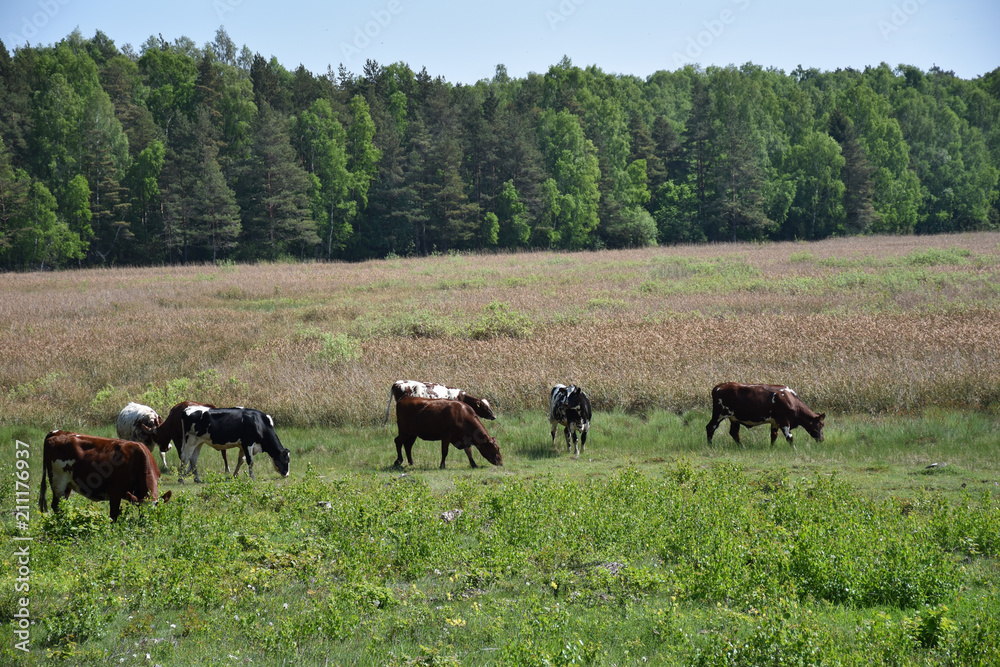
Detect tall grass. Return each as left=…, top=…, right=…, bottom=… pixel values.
left=1, top=233, right=999, bottom=429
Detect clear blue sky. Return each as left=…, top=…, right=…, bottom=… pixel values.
left=3, top=0, right=998, bottom=82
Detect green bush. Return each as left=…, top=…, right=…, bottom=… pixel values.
left=467, top=301, right=534, bottom=340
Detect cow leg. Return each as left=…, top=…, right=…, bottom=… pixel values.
left=580, top=428, right=587, bottom=456
left=564, top=426, right=572, bottom=452
left=394, top=435, right=407, bottom=467
left=728, top=420, right=743, bottom=446
left=189, top=444, right=205, bottom=483
left=462, top=446, right=478, bottom=468
left=50, top=468, right=71, bottom=513
left=222, top=449, right=231, bottom=474
left=780, top=425, right=794, bottom=446
left=109, top=495, right=122, bottom=522
left=770, top=425, right=779, bottom=445
left=550, top=420, right=558, bottom=447
left=439, top=440, right=451, bottom=469
left=232, top=449, right=247, bottom=477
left=706, top=411, right=724, bottom=443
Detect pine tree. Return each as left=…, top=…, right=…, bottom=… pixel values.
left=683, top=76, right=713, bottom=232
left=244, top=103, right=318, bottom=258
left=828, top=107, right=876, bottom=233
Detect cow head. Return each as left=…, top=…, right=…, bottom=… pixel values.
left=470, top=397, right=497, bottom=420
left=271, top=448, right=291, bottom=477
left=145, top=415, right=168, bottom=450
left=475, top=436, right=503, bottom=466
left=803, top=413, right=826, bottom=442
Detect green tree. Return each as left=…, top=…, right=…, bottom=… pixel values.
left=841, top=82, right=921, bottom=233
left=828, top=107, right=876, bottom=233
left=0, top=139, right=29, bottom=266
left=538, top=109, right=601, bottom=248
left=243, top=103, right=318, bottom=258
left=125, top=139, right=165, bottom=249
left=496, top=179, right=530, bottom=248
left=710, top=66, right=774, bottom=241
left=781, top=131, right=846, bottom=239
left=346, top=94, right=381, bottom=219
left=63, top=173, right=93, bottom=249
left=10, top=179, right=86, bottom=269
left=653, top=178, right=704, bottom=245
left=293, top=99, right=354, bottom=257
left=137, top=41, right=196, bottom=140
left=481, top=211, right=499, bottom=248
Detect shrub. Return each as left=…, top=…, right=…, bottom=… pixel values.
left=467, top=301, right=534, bottom=340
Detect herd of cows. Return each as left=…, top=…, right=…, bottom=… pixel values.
left=37, top=380, right=825, bottom=521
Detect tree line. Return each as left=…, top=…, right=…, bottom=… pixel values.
left=1, top=28, right=998, bottom=270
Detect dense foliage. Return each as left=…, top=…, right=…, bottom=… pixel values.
left=1, top=28, right=998, bottom=269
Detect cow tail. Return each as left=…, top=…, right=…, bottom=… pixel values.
left=38, top=454, right=49, bottom=513
left=384, top=386, right=395, bottom=424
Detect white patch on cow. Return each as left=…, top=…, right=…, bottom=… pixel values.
left=481, top=398, right=491, bottom=409
left=184, top=405, right=211, bottom=418
left=51, top=459, right=77, bottom=498
left=784, top=387, right=797, bottom=396
left=399, top=380, right=460, bottom=400
left=266, top=414, right=274, bottom=427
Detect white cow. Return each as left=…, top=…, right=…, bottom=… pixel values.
left=116, top=402, right=169, bottom=469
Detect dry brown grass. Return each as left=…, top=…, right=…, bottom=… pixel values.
left=2, top=233, right=999, bottom=428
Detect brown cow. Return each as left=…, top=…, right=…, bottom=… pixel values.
left=393, top=396, right=503, bottom=469
left=384, top=380, right=496, bottom=424
left=39, top=430, right=171, bottom=521
left=706, top=382, right=825, bottom=447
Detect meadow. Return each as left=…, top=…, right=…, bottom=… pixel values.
left=2, top=233, right=1000, bottom=665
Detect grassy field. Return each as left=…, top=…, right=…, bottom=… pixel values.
left=2, top=233, right=1000, bottom=665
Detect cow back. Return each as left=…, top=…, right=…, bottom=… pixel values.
left=42, top=431, right=161, bottom=502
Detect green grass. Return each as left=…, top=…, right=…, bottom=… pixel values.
left=2, top=411, right=999, bottom=665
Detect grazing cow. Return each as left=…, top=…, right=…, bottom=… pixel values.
left=39, top=430, right=171, bottom=521
left=549, top=384, right=592, bottom=457
left=706, top=382, right=826, bottom=447
left=143, top=401, right=234, bottom=473
left=147, top=405, right=290, bottom=482
left=384, top=380, right=496, bottom=424
left=116, top=402, right=168, bottom=469
left=393, top=396, right=503, bottom=469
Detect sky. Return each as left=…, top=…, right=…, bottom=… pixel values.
left=2, top=0, right=999, bottom=83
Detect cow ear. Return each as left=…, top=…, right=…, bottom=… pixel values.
left=818, top=413, right=826, bottom=420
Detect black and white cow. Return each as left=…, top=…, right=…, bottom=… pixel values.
left=166, top=406, right=290, bottom=482
left=549, top=384, right=592, bottom=457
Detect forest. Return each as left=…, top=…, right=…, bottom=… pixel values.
left=0, top=27, right=998, bottom=270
